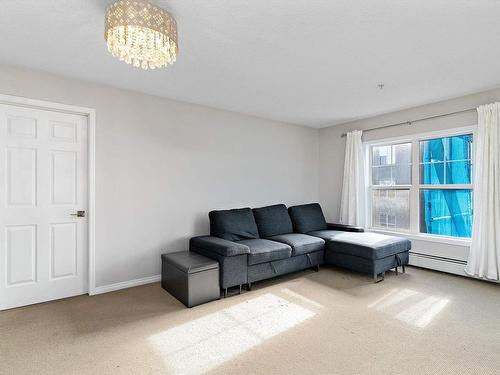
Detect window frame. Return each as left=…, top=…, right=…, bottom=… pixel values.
left=365, top=126, right=475, bottom=243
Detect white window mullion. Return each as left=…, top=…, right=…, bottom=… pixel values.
left=366, top=143, right=373, bottom=228
left=443, top=137, right=448, bottom=184
left=410, top=139, right=419, bottom=234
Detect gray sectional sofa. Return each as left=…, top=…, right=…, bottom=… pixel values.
left=190, top=203, right=411, bottom=295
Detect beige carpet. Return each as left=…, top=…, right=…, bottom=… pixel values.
left=1, top=266, right=499, bottom=375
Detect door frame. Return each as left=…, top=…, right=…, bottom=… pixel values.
left=0, top=93, right=97, bottom=295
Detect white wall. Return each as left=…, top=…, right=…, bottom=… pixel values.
left=0, top=64, right=320, bottom=288
left=3, top=63, right=498, bottom=287
left=319, top=87, right=500, bottom=274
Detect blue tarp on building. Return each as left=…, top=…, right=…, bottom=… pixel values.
left=420, top=135, right=473, bottom=237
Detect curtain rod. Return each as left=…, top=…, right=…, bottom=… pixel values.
left=340, top=107, right=477, bottom=137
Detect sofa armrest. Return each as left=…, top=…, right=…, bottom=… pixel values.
left=189, top=236, right=250, bottom=257
left=326, top=222, right=365, bottom=232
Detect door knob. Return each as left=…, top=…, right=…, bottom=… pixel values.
left=71, top=210, right=86, bottom=217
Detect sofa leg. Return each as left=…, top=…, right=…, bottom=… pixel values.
left=402, top=264, right=406, bottom=273
left=247, top=282, right=252, bottom=291
left=314, top=264, right=320, bottom=272
left=395, top=266, right=399, bottom=276
left=239, top=285, right=242, bottom=294
left=373, top=272, right=385, bottom=283
left=224, top=288, right=228, bottom=298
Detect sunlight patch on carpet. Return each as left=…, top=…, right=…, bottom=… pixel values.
left=149, top=293, right=315, bottom=374
left=396, top=296, right=449, bottom=328
left=369, top=288, right=419, bottom=311
left=280, top=288, right=324, bottom=308
left=368, top=288, right=450, bottom=328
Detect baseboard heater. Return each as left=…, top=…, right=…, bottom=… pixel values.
left=410, top=251, right=466, bottom=264
left=409, top=251, right=467, bottom=277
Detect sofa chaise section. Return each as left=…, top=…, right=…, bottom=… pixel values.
left=289, top=203, right=411, bottom=282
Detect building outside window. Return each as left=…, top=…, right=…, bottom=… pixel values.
left=370, top=142, right=412, bottom=231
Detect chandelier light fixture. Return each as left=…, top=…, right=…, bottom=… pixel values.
left=105, top=0, right=178, bottom=69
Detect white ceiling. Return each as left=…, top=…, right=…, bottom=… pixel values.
left=1, top=0, right=500, bottom=128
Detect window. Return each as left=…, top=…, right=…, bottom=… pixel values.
left=368, top=131, right=473, bottom=238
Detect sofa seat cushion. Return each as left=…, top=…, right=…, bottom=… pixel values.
left=308, top=230, right=411, bottom=260
left=288, top=203, right=328, bottom=233
left=307, top=229, right=343, bottom=241
left=209, top=207, right=259, bottom=242
left=268, top=233, right=325, bottom=256
left=253, top=204, right=293, bottom=238
left=237, top=239, right=292, bottom=266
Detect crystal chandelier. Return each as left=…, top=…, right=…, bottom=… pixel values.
left=105, top=0, right=178, bottom=69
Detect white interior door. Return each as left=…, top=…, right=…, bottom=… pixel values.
left=0, top=104, right=88, bottom=310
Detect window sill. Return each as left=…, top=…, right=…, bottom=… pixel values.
left=368, top=228, right=472, bottom=247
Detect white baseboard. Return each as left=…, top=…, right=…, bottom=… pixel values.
left=91, top=274, right=161, bottom=295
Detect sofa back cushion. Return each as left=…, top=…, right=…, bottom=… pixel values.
left=252, top=204, right=294, bottom=238
left=288, top=203, right=327, bottom=233
left=209, top=208, right=259, bottom=241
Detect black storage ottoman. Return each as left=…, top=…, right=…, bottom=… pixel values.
left=161, top=251, right=220, bottom=307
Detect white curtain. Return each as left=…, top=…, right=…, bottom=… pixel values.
left=465, top=103, right=500, bottom=280
left=340, top=130, right=365, bottom=226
